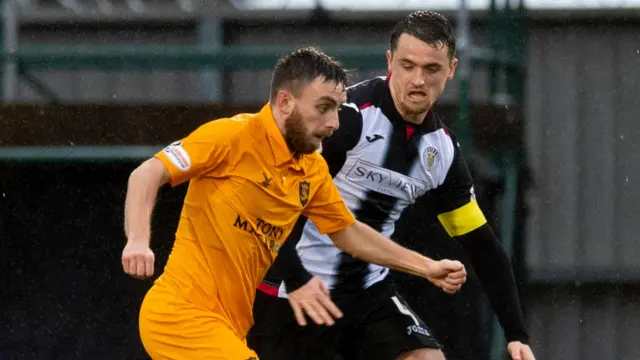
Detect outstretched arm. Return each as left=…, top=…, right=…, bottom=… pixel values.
left=329, top=221, right=467, bottom=294
left=281, top=216, right=467, bottom=328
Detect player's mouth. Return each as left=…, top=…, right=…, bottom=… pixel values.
left=407, top=91, right=427, bottom=102
left=314, top=131, right=333, bottom=140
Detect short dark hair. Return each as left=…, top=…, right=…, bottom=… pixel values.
left=270, top=47, right=347, bottom=102
left=390, top=11, right=456, bottom=59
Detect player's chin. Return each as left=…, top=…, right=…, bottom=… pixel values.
left=309, top=136, right=323, bottom=149
left=404, top=100, right=431, bottom=114
left=298, top=140, right=321, bottom=154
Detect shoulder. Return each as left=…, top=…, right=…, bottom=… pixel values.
left=424, top=111, right=458, bottom=148
left=433, top=112, right=460, bottom=156
left=187, top=113, right=254, bottom=145
left=345, top=76, right=386, bottom=108
left=338, top=76, right=387, bottom=127
left=206, top=114, right=253, bottom=133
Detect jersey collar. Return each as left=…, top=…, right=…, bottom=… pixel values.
left=258, top=103, right=306, bottom=172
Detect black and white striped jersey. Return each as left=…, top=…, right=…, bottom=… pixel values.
left=264, top=76, right=485, bottom=297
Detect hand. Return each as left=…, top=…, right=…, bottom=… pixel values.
left=122, top=241, right=155, bottom=279
left=287, top=276, right=343, bottom=326
left=508, top=341, right=536, bottom=360
left=425, top=259, right=467, bottom=294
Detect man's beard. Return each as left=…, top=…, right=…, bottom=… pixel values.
left=402, top=94, right=432, bottom=116
left=284, top=107, right=317, bottom=155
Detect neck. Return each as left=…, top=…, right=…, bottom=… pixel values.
left=389, top=84, right=430, bottom=125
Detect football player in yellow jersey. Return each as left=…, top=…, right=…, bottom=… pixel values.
left=121, top=47, right=467, bottom=360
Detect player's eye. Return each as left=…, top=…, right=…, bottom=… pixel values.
left=317, top=105, right=329, bottom=114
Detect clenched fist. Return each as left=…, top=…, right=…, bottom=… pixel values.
left=425, top=259, right=467, bottom=294
left=122, top=241, right=155, bottom=279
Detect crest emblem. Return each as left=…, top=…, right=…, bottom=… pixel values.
left=299, top=181, right=310, bottom=206
left=424, top=146, right=440, bottom=171
left=259, top=172, right=272, bottom=188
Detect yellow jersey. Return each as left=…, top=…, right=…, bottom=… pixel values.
left=153, top=103, right=355, bottom=338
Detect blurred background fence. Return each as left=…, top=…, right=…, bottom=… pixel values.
left=1, top=1, right=639, bottom=359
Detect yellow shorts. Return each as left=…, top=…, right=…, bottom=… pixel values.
left=139, top=285, right=258, bottom=360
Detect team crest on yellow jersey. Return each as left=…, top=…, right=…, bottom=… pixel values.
left=299, top=181, right=310, bottom=206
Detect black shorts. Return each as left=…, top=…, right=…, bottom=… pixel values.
left=247, top=281, right=441, bottom=360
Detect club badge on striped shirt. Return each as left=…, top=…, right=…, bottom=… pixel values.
left=424, top=146, right=440, bottom=171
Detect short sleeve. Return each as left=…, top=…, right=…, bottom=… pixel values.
left=431, top=142, right=487, bottom=237
left=302, top=166, right=355, bottom=235
left=154, top=119, right=240, bottom=187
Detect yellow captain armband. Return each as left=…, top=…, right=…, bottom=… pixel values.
left=437, top=199, right=487, bottom=237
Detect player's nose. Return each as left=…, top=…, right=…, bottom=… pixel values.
left=410, top=77, right=426, bottom=87
left=326, top=110, right=340, bottom=131
left=409, top=69, right=427, bottom=87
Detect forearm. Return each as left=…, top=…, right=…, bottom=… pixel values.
left=124, top=159, right=168, bottom=244
left=330, top=221, right=434, bottom=279
left=457, top=224, right=529, bottom=343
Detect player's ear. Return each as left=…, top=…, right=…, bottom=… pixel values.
left=386, top=50, right=393, bottom=73
left=448, top=57, right=458, bottom=80
left=274, top=89, right=294, bottom=115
